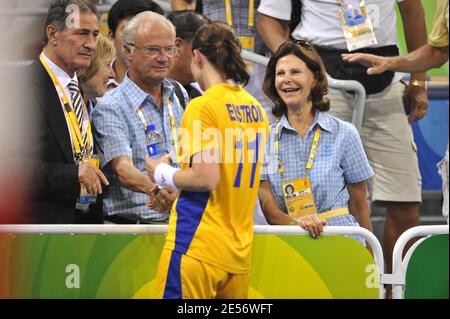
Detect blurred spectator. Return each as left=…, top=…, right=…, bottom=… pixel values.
left=259, top=41, right=373, bottom=242
left=78, top=33, right=116, bottom=114
left=0, top=66, right=30, bottom=223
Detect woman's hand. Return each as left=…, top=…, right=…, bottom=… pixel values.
left=297, top=214, right=326, bottom=238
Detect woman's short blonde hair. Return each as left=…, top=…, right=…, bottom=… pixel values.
left=78, top=33, right=116, bottom=82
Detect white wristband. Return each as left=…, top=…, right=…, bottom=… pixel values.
left=154, top=163, right=180, bottom=189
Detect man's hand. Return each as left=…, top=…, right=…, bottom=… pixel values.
left=145, top=154, right=171, bottom=183
left=342, top=53, right=390, bottom=75
left=403, top=84, right=428, bottom=123
left=146, top=187, right=178, bottom=212
left=78, top=160, right=109, bottom=195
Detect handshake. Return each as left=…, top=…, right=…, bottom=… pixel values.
left=146, top=154, right=178, bottom=213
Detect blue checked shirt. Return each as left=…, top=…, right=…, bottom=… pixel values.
left=261, top=112, right=373, bottom=228
left=91, top=75, right=187, bottom=220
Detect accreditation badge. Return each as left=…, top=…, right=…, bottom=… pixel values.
left=338, top=0, right=377, bottom=51
left=240, top=36, right=255, bottom=72
left=76, top=154, right=100, bottom=212
left=282, top=177, right=317, bottom=221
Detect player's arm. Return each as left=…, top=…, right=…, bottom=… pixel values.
left=172, top=149, right=220, bottom=192
left=146, top=149, right=220, bottom=192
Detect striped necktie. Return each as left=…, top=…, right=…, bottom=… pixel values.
left=68, top=79, right=88, bottom=154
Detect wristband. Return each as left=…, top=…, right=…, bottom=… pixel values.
left=154, top=163, right=180, bottom=189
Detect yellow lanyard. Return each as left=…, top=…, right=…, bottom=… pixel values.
left=306, top=127, right=321, bottom=171
left=274, top=124, right=321, bottom=179
left=39, top=54, right=92, bottom=159
left=224, top=0, right=255, bottom=28
left=136, top=98, right=180, bottom=163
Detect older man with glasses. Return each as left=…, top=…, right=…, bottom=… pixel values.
left=91, top=11, right=188, bottom=224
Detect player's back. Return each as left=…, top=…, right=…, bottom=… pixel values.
left=164, top=83, right=269, bottom=274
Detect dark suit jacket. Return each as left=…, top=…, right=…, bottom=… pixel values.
left=23, top=59, right=103, bottom=223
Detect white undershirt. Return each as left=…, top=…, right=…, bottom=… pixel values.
left=258, top=0, right=401, bottom=49
left=258, top=0, right=405, bottom=82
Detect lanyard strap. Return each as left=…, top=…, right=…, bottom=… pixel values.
left=273, top=124, right=284, bottom=178
left=136, top=98, right=179, bottom=163
left=317, top=208, right=349, bottom=221
left=224, top=0, right=255, bottom=28
left=274, top=124, right=321, bottom=179
left=166, top=100, right=180, bottom=164
left=39, top=53, right=92, bottom=159
left=306, top=126, right=321, bottom=171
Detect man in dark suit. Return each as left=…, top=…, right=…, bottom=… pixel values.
left=24, top=0, right=108, bottom=223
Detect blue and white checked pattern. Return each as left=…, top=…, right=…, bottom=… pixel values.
left=91, top=75, right=187, bottom=220
left=202, top=0, right=260, bottom=37
left=261, top=112, right=373, bottom=229
left=202, top=0, right=267, bottom=54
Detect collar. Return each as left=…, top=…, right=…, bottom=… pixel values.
left=41, top=52, right=78, bottom=90
left=315, top=112, right=334, bottom=133
left=107, top=77, right=120, bottom=90
left=121, top=74, right=176, bottom=110
left=275, top=111, right=334, bottom=136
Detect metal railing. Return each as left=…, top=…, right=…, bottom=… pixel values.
left=327, top=76, right=366, bottom=132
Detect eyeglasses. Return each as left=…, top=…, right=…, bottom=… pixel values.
left=128, top=44, right=180, bottom=57
left=282, top=39, right=313, bottom=50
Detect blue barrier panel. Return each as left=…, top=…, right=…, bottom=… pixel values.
left=412, top=93, right=449, bottom=191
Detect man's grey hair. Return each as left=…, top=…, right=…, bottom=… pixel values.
left=122, top=11, right=176, bottom=53
left=44, top=0, right=97, bottom=44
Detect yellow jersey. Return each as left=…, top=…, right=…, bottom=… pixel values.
left=164, top=83, right=269, bottom=274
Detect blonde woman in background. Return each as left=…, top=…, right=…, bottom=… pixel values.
left=78, top=33, right=116, bottom=114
